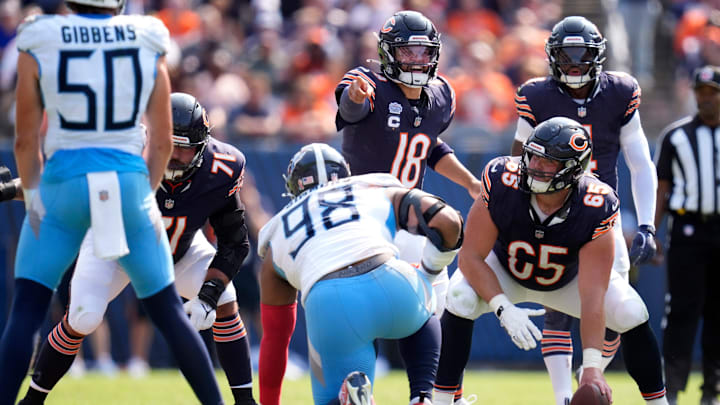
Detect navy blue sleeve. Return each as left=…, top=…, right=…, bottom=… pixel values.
left=338, top=87, right=370, bottom=124
left=427, top=141, right=454, bottom=170
left=208, top=193, right=249, bottom=281
left=515, top=81, right=539, bottom=126
left=618, top=73, right=641, bottom=126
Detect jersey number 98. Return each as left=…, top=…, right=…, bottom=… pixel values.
left=282, top=184, right=360, bottom=259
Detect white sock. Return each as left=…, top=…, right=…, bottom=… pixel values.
left=432, top=390, right=454, bottom=405
left=601, top=353, right=614, bottom=371
left=544, top=354, right=573, bottom=405
left=645, top=397, right=669, bottom=404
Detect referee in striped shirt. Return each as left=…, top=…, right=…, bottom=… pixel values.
left=654, top=65, right=720, bottom=405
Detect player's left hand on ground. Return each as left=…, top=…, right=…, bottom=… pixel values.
left=628, top=224, right=656, bottom=266
left=489, top=294, right=545, bottom=351
left=184, top=297, right=216, bottom=330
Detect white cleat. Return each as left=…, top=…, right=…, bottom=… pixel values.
left=338, top=371, right=374, bottom=405
left=454, top=394, right=477, bottom=405
left=126, top=357, right=150, bottom=379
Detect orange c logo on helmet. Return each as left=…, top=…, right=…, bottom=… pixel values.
left=381, top=17, right=395, bottom=33
left=569, top=133, right=588, bottom=152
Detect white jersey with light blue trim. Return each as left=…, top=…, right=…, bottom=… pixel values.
left=258, top=173, right=402, bottom=303
left=15, top=14, right=169, bottom=158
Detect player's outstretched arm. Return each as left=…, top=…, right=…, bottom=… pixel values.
left=144, top=55, right=173, bottom=190
left=577, top=228, right=614, bottom=401
left=391, top=188, right=463, bottom=281
left=258, top=248, right=297, bottom=405
left=185, top=200, right=253, bottom=330
left=620, top=114, right=658, bottom=266
left=433, top=152, right=483, bottom=200
left=14, top=52, right=44, bottom=193
left=457, top=197, right=501, bottom=302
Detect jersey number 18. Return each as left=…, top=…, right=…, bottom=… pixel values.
left=390, top=132, right=431, bottom=188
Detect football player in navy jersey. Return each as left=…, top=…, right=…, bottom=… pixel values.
left=336, top=10, right=480, bottom=196
left=18, top=93, right=257, bottom=405
left=335, top=10, right=482, bottom=317
left=434, top=118, right=667, bottom=404
left=505, top=16, right=659, bottom=405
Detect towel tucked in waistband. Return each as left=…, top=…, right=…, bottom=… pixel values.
left=87, top=171, right=129, bottom=260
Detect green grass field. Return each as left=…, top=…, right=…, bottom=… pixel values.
left=16, top=369, right=707, bottom=404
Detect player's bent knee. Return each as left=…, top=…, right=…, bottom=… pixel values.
left=445, top=272, right=485, bottom=320
left=610, top=296, right=649, bottom=333
left=68, top=309, right=104, bottom=336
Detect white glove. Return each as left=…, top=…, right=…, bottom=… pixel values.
left=183, top=297, right=216, bottom=331
left=489, top=294, right=545, bottom=351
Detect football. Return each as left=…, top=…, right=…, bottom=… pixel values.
left=570, top=384, right=610, bottom=405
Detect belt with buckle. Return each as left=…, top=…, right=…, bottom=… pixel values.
left=318, top=252, right=394, bottom=282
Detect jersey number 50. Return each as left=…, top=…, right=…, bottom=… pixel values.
left=58, top=48, right=141, bottom=131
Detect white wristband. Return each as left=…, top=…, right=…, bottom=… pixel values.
left=583, top=348, right=603, bottom=370
left=22, top=188, right=36, bottom=212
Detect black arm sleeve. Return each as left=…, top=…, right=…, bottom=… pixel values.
left=208, top=193, right=250, bottom=281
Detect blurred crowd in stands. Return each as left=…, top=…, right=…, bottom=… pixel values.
left=0, top=0, right=717, bottom=149
left=1, top=0, right=719, bottom=375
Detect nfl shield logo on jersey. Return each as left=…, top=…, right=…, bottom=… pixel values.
left=164, top=198, right=175, bottom=209
left=99, top=190, right=109, bottom=201
left=577, top=106, right=587, bottom=118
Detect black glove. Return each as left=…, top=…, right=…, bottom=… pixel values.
left=197, top=278, right=225, bottom=310
left=628, top=224, right=657, bottom=266
left=0, top=166, right=17, bottom=202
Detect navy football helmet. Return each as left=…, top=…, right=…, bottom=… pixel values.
left=545, top=16, right=606, bottom=89
left=284, top=143, right=351, bottom=197
left=164, top=92, right=210, bottom=182
left=520, top=117, right=592, bottom=194
left=377, top=10, right=441, bottom=88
